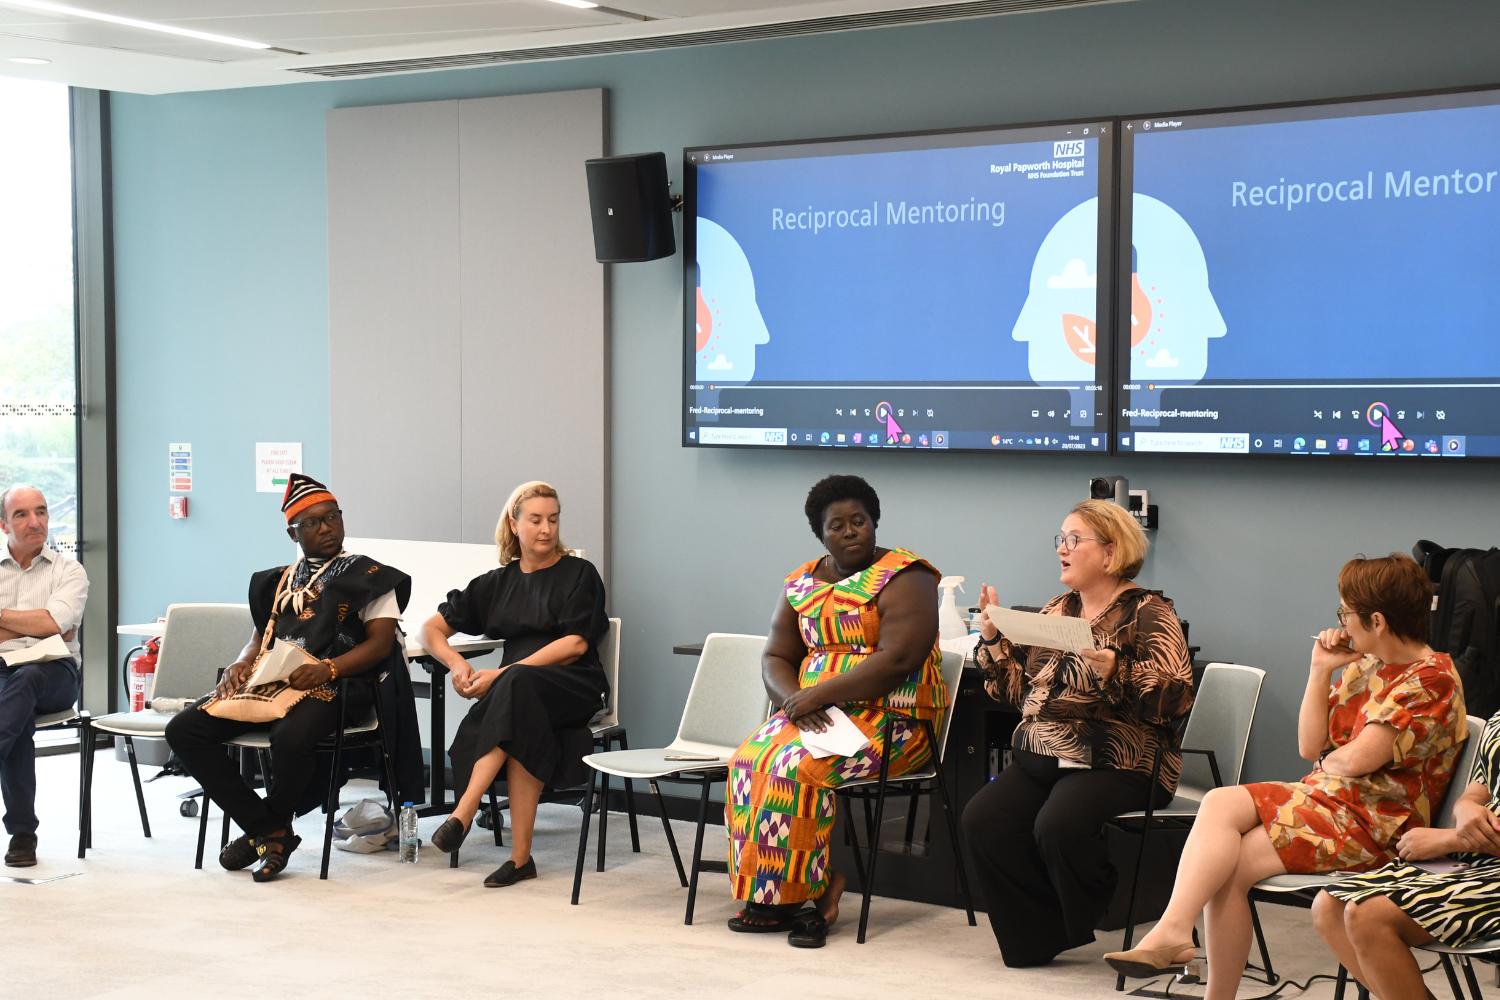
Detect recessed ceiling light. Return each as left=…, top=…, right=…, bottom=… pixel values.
left=547, top=0, right=601, bottom=8
left=8, top=57, right=52, bottom=65
left=1, top=0, right=273, bottom=50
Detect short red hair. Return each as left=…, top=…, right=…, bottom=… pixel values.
left=1338, top=553, right=1431, bottom=643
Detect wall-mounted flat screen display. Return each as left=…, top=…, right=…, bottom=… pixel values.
left=683, top=119, right=1115, bottom=453
left=1117, top=88, right=1500, bottom=459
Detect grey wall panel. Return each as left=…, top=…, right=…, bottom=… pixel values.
left=328, top=100, right=463, bottom=541
left=456, top=90, right=607, bottom=577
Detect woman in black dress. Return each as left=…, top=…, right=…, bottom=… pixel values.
left=419, top=480, right=609, bottom=886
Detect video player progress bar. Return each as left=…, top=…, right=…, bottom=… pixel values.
left=707, top=384, right=1090, bottom=391
left=1151, top=382, right=1499, bottom=390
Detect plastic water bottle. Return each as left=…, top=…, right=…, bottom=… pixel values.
left=398, top=802, right=419, bottom=863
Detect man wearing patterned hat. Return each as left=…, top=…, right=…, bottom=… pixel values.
left=166, top=474, right=411, bottom=881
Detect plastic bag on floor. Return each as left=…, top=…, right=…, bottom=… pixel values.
left=333, top=798, right=397, bottom=854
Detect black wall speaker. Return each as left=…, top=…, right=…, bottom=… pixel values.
left=585, top=152, right=676, bottom=263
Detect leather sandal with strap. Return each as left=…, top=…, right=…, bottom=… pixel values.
left=250, top=829, right=302, bottom=883
left=787, top=909, right=829, bottom=948
left=219, top=833, right=258, bottom=872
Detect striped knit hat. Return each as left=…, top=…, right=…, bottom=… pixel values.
left=281, top=473, right=337, bottom=524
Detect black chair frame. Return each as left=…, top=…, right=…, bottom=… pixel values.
left=37, top=711, right=93, bottom=860
left=835, top=711, right=976, bottom=943
left=192, top=673, right=398, bottom=880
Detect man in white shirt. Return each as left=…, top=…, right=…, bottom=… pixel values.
left=0, top=485, right=88, bottom=867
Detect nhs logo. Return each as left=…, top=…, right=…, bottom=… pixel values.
left=1053, top=140, right=1086, bottom=158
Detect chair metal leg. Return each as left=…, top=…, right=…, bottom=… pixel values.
left=616, top=732, right=640, bottom=853
left=843, top=792, right=868, bottom=888
left=84, top=727, right=95, bottom=849
left=488, top=789, right=503, bottom=847
left=1115, top=816, right=1154, bottom=991
left=650, top=779, right=687, bottom=887
left=75, top=720, right=90, bottom=859
left=320, top=731, right=343, bottom=880
left=856, top=717, right=896, bottom=945
left=1457, top=954, right=1483, bottom=1000
left=1249, top=898, right=1277, bottom=983
left=932, top=760, right=975, bottom=927
left=570, top=768, right=598, bottom=905
left=123, top=736, right=152, bottom=838
left=596, top=770, right=611, bottom=873
left=684, top=775, right=713, bottom=926
left=195, top=791, right=210, bottom=869
left=1334, top=964, right=1349, bottom=1000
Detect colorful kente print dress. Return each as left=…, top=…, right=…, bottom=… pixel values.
left=1246, top=651, right=1465, bottom=874
left=1328, top=713, right=1500, bottom=946
left=975, top=588, right=1193, bottom=794
left=727, top=547, right=946, bottom=906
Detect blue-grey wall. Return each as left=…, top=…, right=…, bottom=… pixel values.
left=112, top=0, right=1500, bottom=784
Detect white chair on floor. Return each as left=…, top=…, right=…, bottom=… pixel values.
left=1251, top=714, right=1485, bottom=992
left=35, top=705, right=91, bottom=858
left=834, top=646, right=976, bottom=943
left=86, top=603, right=252, bottom=844
left=1111, top=662, right=1266, bottom=990
left=570, top=632, right=770, bottom=924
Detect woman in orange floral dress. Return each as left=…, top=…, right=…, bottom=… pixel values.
left=1106, top=553, right=1466, bottom=1000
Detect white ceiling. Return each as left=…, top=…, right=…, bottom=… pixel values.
left=0, top=0, right=1031, bottom=94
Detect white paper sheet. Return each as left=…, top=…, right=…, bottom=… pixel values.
left=799, top=706, right=872, bottom=759
left=984, top=605, right=1095, bottom=654
left=243, top=642, right=318, bottom=688
left=1, top=634, right=70, bottom=666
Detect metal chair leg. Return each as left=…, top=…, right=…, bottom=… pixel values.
left=570, top=768, right=597, bottom=905
left=1115, top=816, right=1154, bottom=991
left=932, top=756, right=975, bottom=927
left=843, top=793, right=868, bottom=888
left=320, top=731, right=343, bottom=880
left=123, top=736, right=152, bottom=838
left=84, top=727, right=95, bottom=849
left=1249, top=898, right=1277, bottom=983
left=855, top=718, right=896, bottom=945
left=651, top=779, right=687, bottom=887
left=75, top=720, right=90, bottom=859
left=684, top=775, right=713, bottom=926
left=488, top=789, right=503, bottom=847
left=1334, top=964, right=1350, bottom=1000
left=195, top=791, right=210, bottom=869
left=616, top=732, right=640, bottom=853
left=596, top=770, right=610, bottom=873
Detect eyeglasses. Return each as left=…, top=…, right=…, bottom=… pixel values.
left=1335, top=606, right=1357, bottom=626
left=1054, top=532, right=1102, bottom=552
left=290, top=509, right=344, bottom=532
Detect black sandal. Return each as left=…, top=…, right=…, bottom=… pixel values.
left=250, top=829, right=301, bottom=883
left=430, top=816, right=470, bottom=854
left=727, top=903, right=804, bottom=933
left=219, top=833, right=257, bottom=871
left=787, top=909, right=829, bottom=948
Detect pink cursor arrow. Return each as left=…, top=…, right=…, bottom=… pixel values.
left=885, top=412, right=903, bottom=441
left=1380, top=410, right=1404, bottom=450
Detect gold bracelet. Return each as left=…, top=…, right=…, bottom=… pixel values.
left=324, top=658, right=339, bottom=680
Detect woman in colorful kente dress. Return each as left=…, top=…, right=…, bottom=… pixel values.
left=1107, top=553, right=1467, bottom=1000
left=1313, top=713, right=1500, bottom=1000
left=725, top=474, right=945, bottom=948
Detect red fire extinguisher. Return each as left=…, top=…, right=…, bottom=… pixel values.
left=127, top=638, right=159, bottom=712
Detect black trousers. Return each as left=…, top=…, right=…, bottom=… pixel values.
left=165, top=696, right=344, bottom=838
left=961, top=750, right=1169, bottom=967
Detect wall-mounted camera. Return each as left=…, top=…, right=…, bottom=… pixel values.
left=1087, top=475, right=1159, bottom=531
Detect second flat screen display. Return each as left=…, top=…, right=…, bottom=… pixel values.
left=684, top=120, right=1115, bottom=453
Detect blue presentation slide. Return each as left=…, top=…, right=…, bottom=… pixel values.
left=693, top=136, right=1103, bottom=384
left=1130, top=101, right=1500, bottom=382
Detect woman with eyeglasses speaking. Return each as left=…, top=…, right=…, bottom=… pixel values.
left=961, top=499, right=1194, bottom=967
left=1106, top=553, right=1466, bottom=1000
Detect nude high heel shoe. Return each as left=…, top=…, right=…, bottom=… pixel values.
left=1103, top=942, right=1198, bottom=978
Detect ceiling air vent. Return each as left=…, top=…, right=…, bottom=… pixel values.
left=291, top=0, right=1122, bottom=78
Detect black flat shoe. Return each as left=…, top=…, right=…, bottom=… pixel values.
left=483, top=856, right=537, bottom=887
left=219, top=834, right=257, bottom=871
left=787, top=909, right=829, bottom=948
left=250, top=830, right=301, bottom=883
left=4, top=834, right=37, bottom=868
left=431, top=816, right=470, bottom=854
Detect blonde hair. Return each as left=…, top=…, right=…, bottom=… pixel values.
left=495, top=481, right=567, bottom=565
left=1070, top=499, right=1149, bottom=580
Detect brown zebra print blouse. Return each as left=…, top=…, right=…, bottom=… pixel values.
left=975, top=588, right=1195, bottom=792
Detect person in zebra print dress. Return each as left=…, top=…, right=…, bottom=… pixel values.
left=1314, top=713, right=1500, bottom=1000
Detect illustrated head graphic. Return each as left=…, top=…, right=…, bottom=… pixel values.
left=695, top=217, right=770, bottom=383
left=1011, top=194, right=1225, bottom=384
